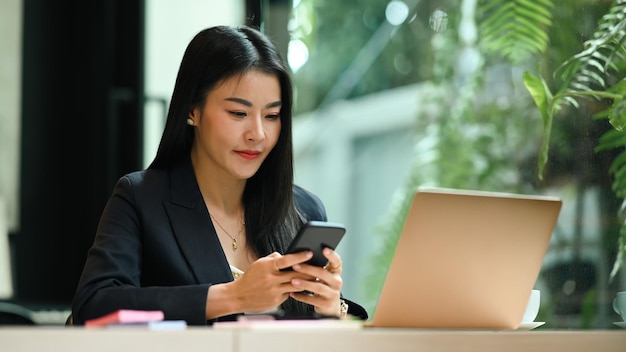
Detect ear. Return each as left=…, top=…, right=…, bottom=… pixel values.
left=187, top=108, right=198, bottom=126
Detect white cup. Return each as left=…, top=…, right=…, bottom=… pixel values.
left=613, top=291, right=626, bottom=322
left=521, top=289, right=540, bottom=323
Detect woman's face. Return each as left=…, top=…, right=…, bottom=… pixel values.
left=188, top=70, right=282, bottom=181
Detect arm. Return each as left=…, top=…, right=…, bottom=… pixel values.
left=71, top=174, right=211, bottom=325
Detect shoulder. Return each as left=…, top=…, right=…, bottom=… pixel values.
left=112, top=168, right=170, bottom=199
left=293, top=185, right=327, bottom=222
left=117, top=168, right=167, bottom=187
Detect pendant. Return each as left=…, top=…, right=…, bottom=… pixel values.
left=232, top=238, right=238, bottom=251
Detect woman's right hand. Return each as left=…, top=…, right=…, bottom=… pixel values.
left=205, top=251, right=314, bottom=318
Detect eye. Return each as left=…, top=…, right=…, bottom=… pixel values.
left=229, top=110, right=247, bottom=118
left=266, top=113, right=280, bottom=120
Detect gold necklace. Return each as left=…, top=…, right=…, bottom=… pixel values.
left=210, top=213, right=244, bottom=252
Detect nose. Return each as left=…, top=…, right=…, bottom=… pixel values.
left=245, top=114, right=265, bottom=142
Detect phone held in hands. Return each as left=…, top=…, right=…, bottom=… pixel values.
left=282, top=221, right=346, bottom=271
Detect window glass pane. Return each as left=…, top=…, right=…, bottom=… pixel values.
left=270, top=0, right=626, bottom=329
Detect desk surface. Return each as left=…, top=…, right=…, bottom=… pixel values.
left=2, top=326, right=626, bottom=352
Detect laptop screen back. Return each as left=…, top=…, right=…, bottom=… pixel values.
left=368, top=187, right=562, bottom=329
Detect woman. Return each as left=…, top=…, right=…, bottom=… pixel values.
left=70, top=25, right=368, bottom=325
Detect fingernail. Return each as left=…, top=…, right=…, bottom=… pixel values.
left=292, top=279, right=301, bottom=285
left=293, top=264, right=301, bottom=270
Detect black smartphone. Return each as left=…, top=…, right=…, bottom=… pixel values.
left=282, top=221, right=346, bottom=270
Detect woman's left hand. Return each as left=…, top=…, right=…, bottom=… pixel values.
left=288, top=247, right=344, bottom=317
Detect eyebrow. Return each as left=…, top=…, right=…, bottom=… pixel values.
left=225, top=97, right=282, bottom=109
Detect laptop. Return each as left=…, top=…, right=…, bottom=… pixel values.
left=365, top=187, right=562, bottom=329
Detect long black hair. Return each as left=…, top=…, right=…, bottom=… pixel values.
left=148, top=26, right=310, bottom=315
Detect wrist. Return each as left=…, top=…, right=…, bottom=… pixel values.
left=206, top=282, right=241, bottom=319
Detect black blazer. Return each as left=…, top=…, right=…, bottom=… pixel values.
left=71, top=158, right=367, bottom=325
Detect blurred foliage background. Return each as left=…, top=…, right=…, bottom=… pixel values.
left=287, top=0, right=625, bottom=328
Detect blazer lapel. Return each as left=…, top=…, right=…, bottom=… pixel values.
left=164, top=159, right=233, bottom=284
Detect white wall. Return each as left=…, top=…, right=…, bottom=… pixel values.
left=0, top=0, right=22, bottom=234
left=0, top=0, right=21, bottom=299
left=143, top=0, right=245, bottom=166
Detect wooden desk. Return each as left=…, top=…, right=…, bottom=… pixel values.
left=238, top=328, right=626, bottom=352
left=1, top=326, right=625, bottom=352
left=1, top=327, right=233, bottom=352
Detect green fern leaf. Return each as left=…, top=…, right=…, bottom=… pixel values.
left=478, top=0, right=554, bottom=63
left=556, top=1, right=626, bottom=96
left=597, top=129, right=626, bottom=151
left=607, top=150, right=626, bottom=174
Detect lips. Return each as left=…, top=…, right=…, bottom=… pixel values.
left=236, top=150, right=261, bottom=160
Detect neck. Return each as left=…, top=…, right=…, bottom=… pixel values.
left=190, top=151, right=246, bottom=215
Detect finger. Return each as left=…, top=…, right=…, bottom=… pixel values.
left=290, top=276, right=340, bottom=298
left=268, top=252, right=282, bottom=258
left=326, top=263, right=342, bottom=273
left=290, top=279, right=325, bottom=299
left=322, top=248, right=342, bottom=273
left=291, top=263, right=342, bottom=289
left=280, top=251, right=313, bottom=270
left=266, top=252, right=283, bottom=272
left=289, top=282, right=339, bottom=316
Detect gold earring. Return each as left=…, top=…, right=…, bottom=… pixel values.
left=186, top=118, right=194, bottom=126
